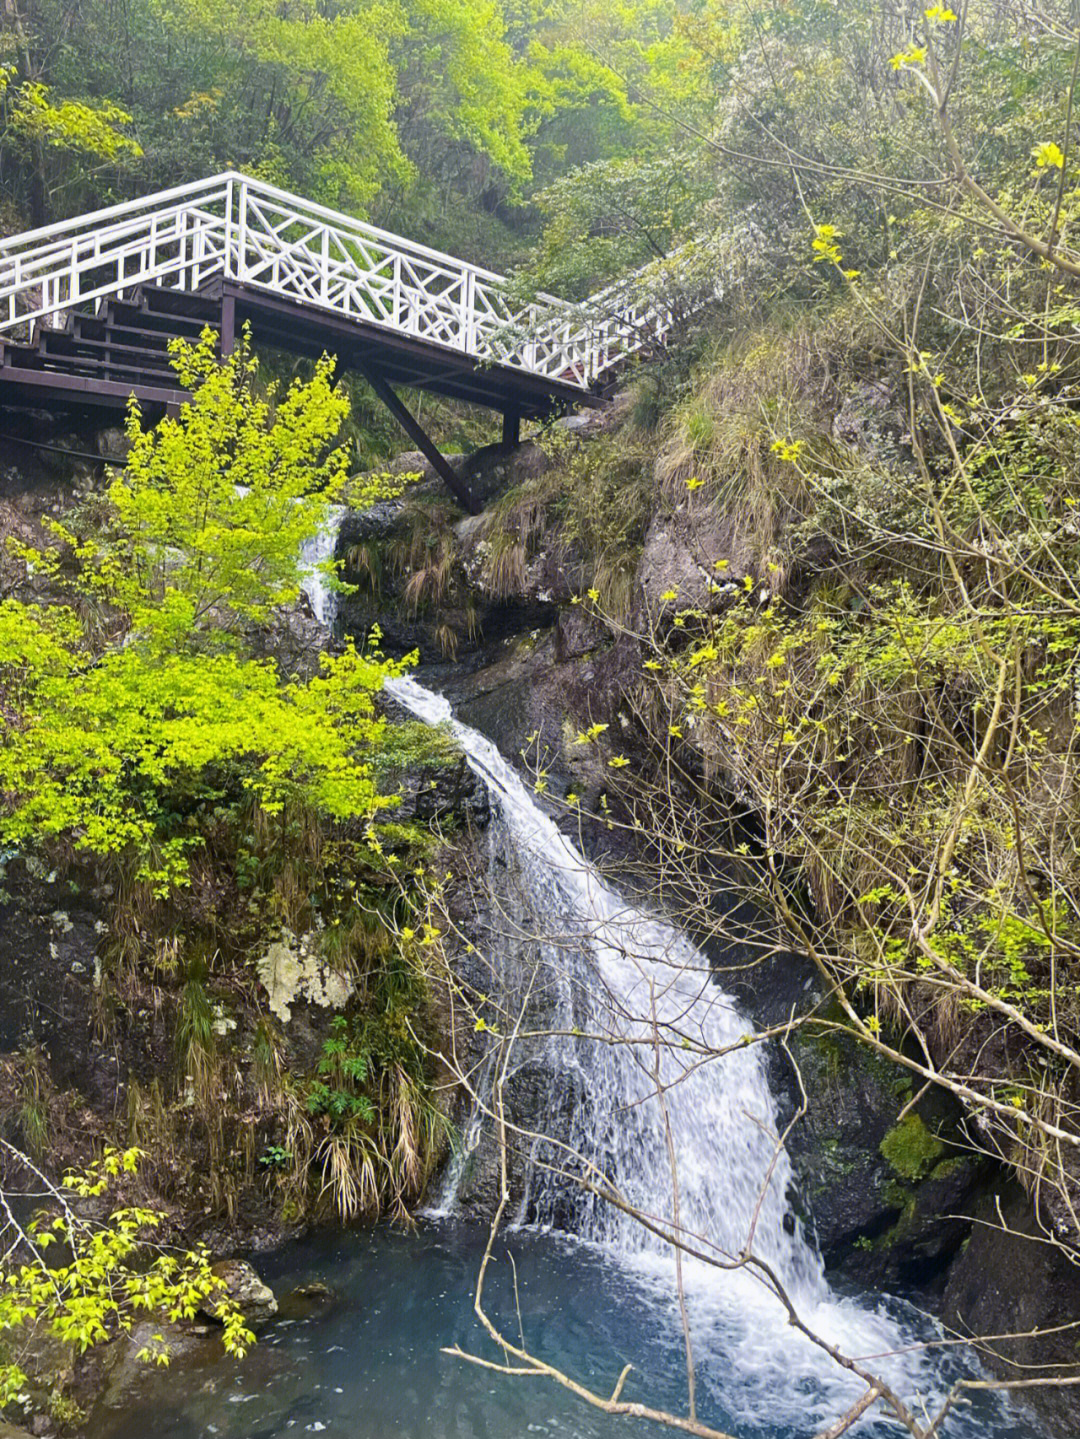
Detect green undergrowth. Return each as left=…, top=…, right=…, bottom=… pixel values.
left=563, top=260, right=1080, bottom=1218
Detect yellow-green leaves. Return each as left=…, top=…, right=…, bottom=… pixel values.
left=811, top=223, right=844, bottom=264
left=0, top=336, right=415, bottom=893
left=889, top=45, right=927, bottom=70
left=100, top=327, right=366, bottom=643
left=574, top=722, right=609, bottom=744
left=10, top=84, right=142, bottom=159
left=0, top=1149, right=254, bottom=1393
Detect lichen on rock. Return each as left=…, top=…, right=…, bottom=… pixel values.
left=256, top=931, right=354, bottom=1023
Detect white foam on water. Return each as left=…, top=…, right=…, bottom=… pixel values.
left=299, top=504, right=346, bottom=627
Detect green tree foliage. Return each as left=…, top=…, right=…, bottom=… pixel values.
left=0, top=0, right=693, bottom=261
left=0, top=0, right=551, bottom=244
left=0, top=1145, right=253, bottom=1405
left=0, top=330, right=412, bottom=893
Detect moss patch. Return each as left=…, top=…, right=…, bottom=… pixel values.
left=879, top=1112, right=945, bottom=1182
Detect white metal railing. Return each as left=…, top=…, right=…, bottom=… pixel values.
left=0, top=172, right=671, bottom=389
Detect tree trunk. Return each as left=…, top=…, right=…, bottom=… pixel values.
left=3, top=0, right=48, bottom=226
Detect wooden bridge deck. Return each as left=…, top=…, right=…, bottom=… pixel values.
left=0, top=276, right=602, bottom=423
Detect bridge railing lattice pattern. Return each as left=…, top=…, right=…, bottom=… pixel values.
left=0, top=173, right=671, bottom=389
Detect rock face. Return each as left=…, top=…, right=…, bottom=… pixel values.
left=391, top=750, right=491, bottom=829
left=637, top=499, right=763, bottom=614
left=335, top=440, right=562, bottom=663
left=256, top=932, right=355, bottom=1024
left=204, top=1259, right=278, bottom=1328
left=783, top=1028, right=983, bottom=1289
left=0, top=860, right=105, bottom=1087
left=459, top=439, right=551, bottom=510
left=943, top=1183, right=1080, bottom=1439
left=357, top=439, right=551, bottom=515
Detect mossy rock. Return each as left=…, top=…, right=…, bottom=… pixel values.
left=879, top=1112, right=945, bottom=1182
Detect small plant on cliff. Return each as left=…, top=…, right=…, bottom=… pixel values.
left=0, top=1144, right=253, bottom=1408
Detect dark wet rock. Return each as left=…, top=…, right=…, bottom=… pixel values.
left=203, top=1259, right=278, bottom=1328
left=780, top=1025, right=983, bottom=1292
left=458, top=439, right=551, bottom=510
left=846, top=1153, right=983, bottom=1290
left=98, top=1320, right=222, bottom=1411
left=944, top=1182, right=1080, bottom=1439
left=553, top=608, right=605, bottom=662
left=247, top=601, right=333, bottom=680
left=390, top=752, right=490, bottom=829
left=278, top=1281, right=336, bottom=1322
left=781, top=1028, right=907, bottom=1263
left=0, top=859, right=103, bottom=1082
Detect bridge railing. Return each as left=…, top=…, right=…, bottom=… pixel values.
left=0, top=173, right=673, bottom=388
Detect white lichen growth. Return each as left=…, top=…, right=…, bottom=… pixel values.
left=256, top=931, right=353, bottom=1022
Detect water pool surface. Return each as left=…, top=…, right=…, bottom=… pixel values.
left=88, top=1220, right=1036, bottom=1439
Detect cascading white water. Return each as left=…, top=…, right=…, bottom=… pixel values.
left=385, top=673, right=1014, bottom=1437
left=299, top=505, right=346, bottom=627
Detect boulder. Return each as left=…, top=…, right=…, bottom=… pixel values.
left=98, top=1319, right=220, bottom=1411
left=944, top=1182, right=1080, bottom=1439
left=278, top=1281, right=337, bottom=1322
left=458, top=439, right=551, bottom=510
left=202, top=1259, right=278, bottom=1328
left=780, top=1025, right=982, bottom=1291
left=637, top=500, right=763, bottom=616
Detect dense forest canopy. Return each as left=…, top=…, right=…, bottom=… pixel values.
left=3, top=0, right=1073, bottom=302
left=0, top=0, right=694, bottom=260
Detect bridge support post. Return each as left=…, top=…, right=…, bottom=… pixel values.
left=501, top=407, right=520, bottom=448
left=220, top=294, right=236, bottom=358
left=361, top=367, right=480, bottom=516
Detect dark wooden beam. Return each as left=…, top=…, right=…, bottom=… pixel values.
left=227, top=282, right=600, bottom=417
left=502, top=407, right=521, bottom=448
left=220, top=293, right=236, bottom=357
left=360, top=367, right=479, bottom=514
left=0, top=364, right=186, bottom=409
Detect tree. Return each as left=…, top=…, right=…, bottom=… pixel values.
left=0, top=0, right=142, bottom=225
left=0, top=1144, right=253, bottom=1408
left=0, top=328, right=413, bottom=893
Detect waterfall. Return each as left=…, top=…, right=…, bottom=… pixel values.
left=299, top=504, right=346, bottom=627
left=385, top=674, right=1011, bottom=1437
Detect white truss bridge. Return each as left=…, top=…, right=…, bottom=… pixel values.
left=0, top=171, right=670, bottom=394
